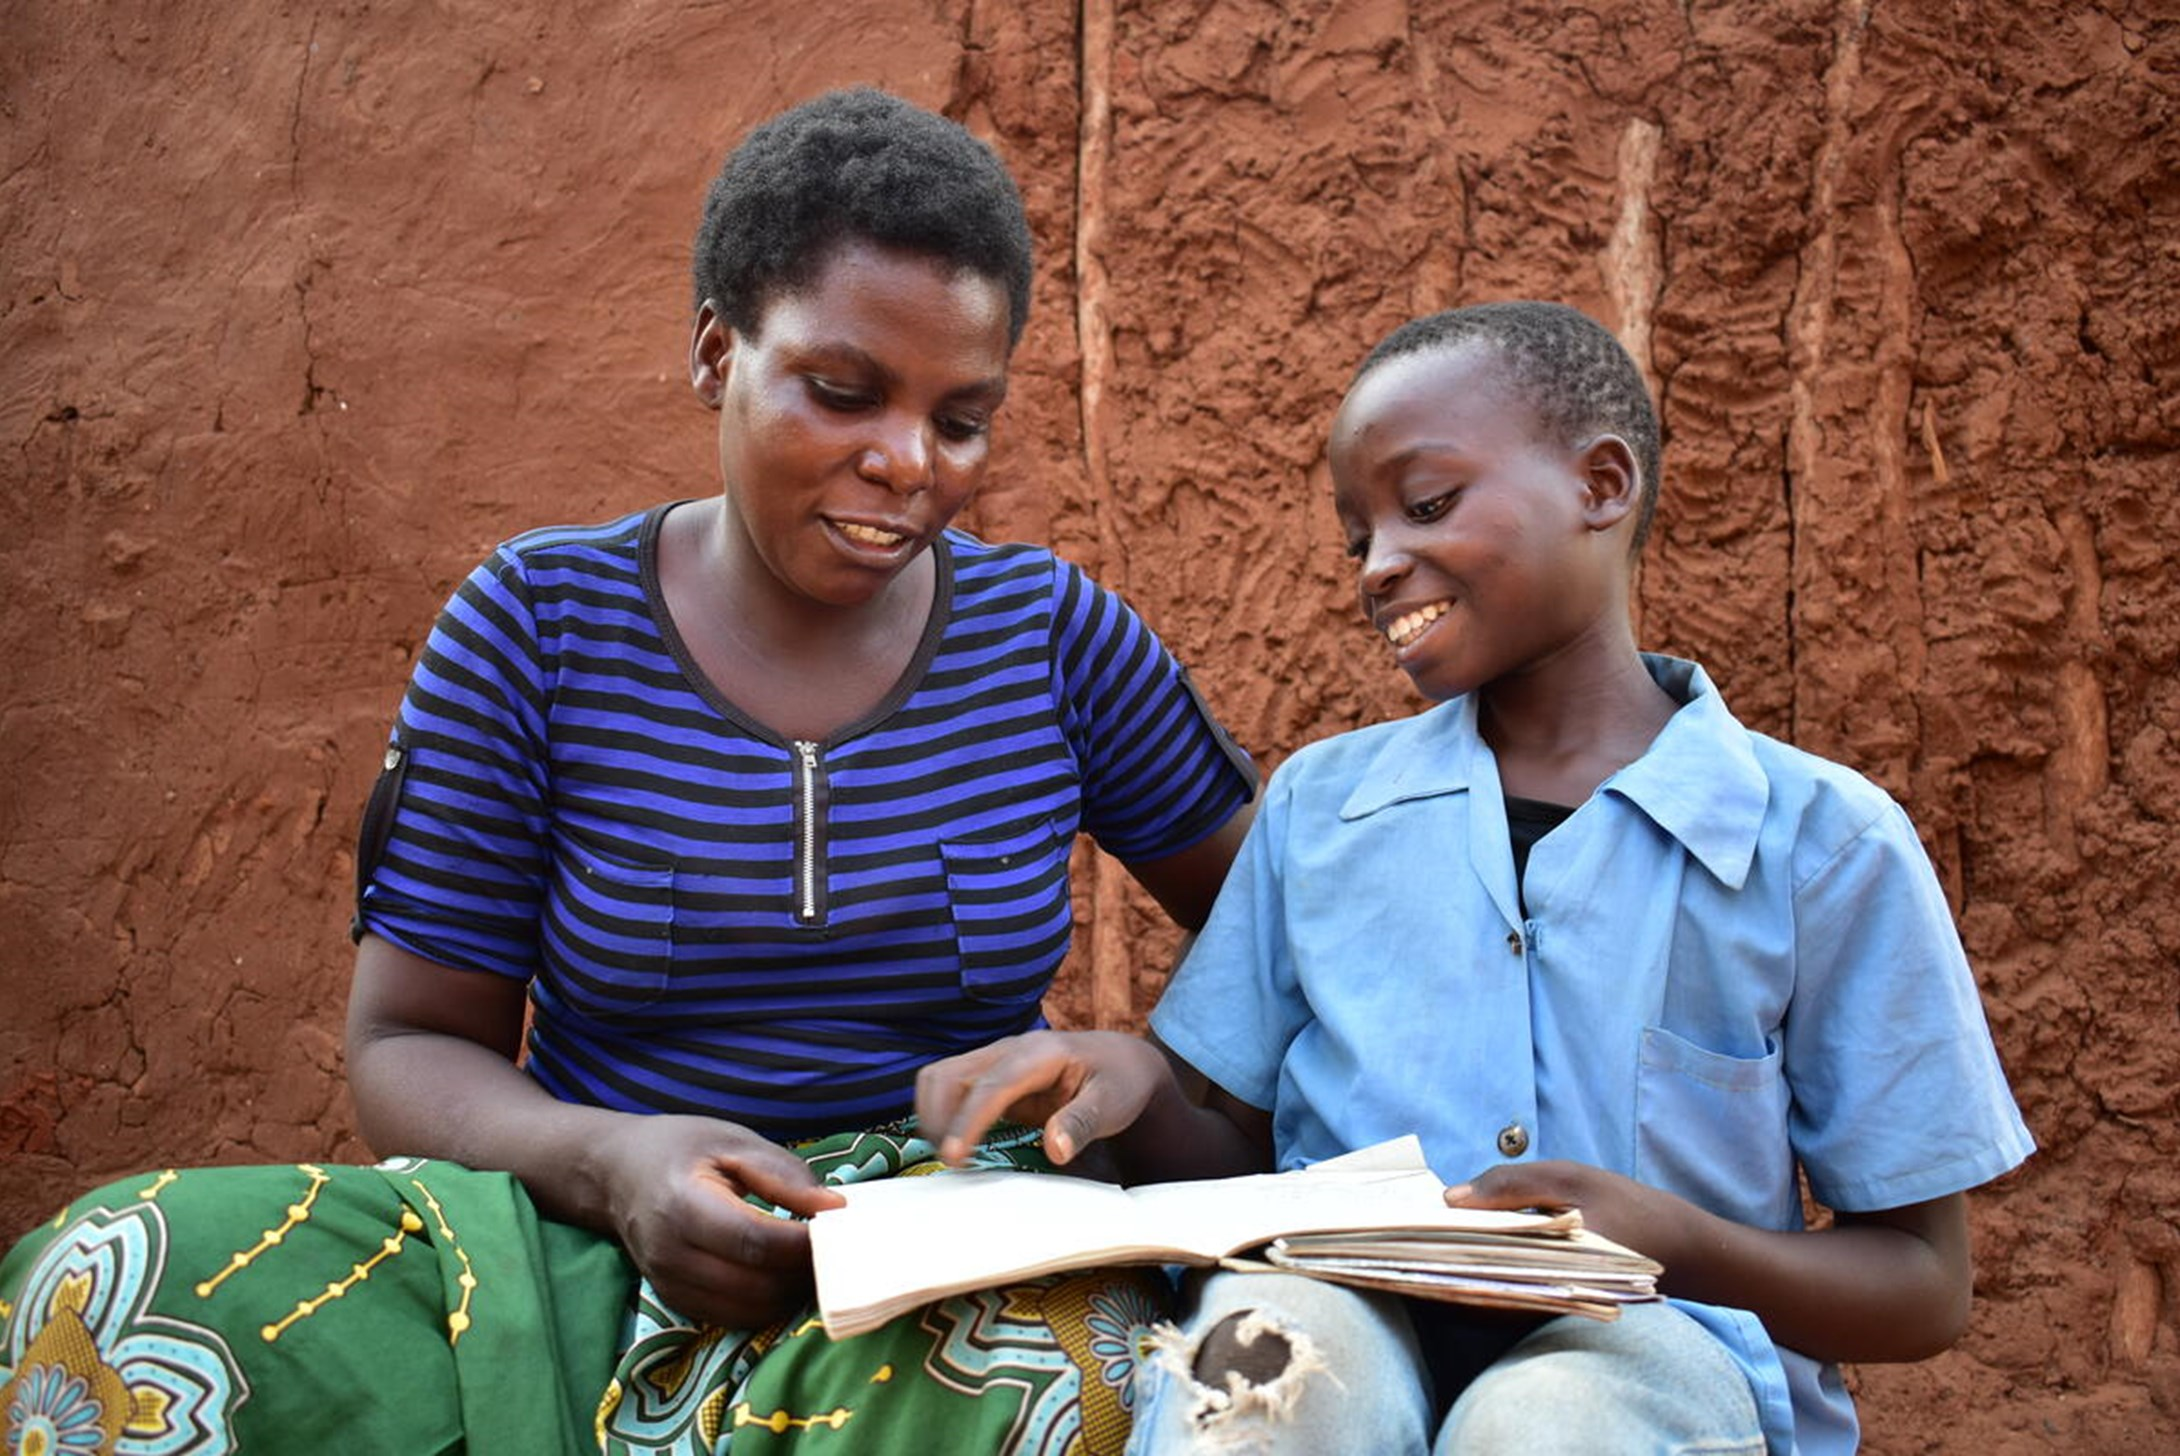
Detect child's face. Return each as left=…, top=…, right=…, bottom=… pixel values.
left=1328, top=342, right=1632, bottom=702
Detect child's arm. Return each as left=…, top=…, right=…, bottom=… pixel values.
left=915, top=1029, right=1273, bottom=1181
left=1447, top=1160, right=1971, bottom=1362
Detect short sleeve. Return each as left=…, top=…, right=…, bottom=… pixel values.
left=354, top=549, right=554, bottom=979
left=1783, top=800, right=2036, bottom=1211
left=1049, top=557, right=1255, bottom=862
left=1149, top=770, right=1308, bottom=1111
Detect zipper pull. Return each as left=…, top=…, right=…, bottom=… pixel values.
left=792, top=739, right=826, bottom=927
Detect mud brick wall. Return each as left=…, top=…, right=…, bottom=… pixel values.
left=3, top=2, right=2174, bottom=1446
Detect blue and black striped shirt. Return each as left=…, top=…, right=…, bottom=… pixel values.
left=357, top=504, right=1255, bottom=1137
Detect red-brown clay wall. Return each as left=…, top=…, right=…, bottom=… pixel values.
left=3, top=2, right=2174, bottom=1447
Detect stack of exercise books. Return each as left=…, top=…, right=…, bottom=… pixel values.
left=809, top=1136, right=1661, bottom=1339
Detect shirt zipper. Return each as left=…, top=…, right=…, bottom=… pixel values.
left=791, top=739, right=829, bottom=927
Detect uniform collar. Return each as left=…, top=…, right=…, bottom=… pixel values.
left=1337, top=654, right=1768, bottom=890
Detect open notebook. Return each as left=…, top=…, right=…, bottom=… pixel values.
left=809, top=1136, right=1660, bottom=1339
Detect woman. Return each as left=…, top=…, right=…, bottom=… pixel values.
left=1, top=89, right=1253, bottom=1456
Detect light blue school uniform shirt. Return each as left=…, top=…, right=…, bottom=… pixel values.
left=1151, top=654, right=2035, bottom=1456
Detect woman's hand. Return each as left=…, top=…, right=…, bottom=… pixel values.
left=349, top=936, right=847, bottom=1329
left=916, top=1030, right=1174, bottom=1167
left=597, top=1115, right=845, bottom=1330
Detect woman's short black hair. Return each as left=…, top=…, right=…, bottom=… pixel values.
left=693, top=88, right=1034, bottom=349
left=1356, top=302, right=1664, bottom=551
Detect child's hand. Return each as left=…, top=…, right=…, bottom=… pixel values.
left=915, top=1030, right=1174, bottom=1168
left=1445, top=1159, right=1691, bottom=1266
left=1449, top=1161, right=1976, bottom=1363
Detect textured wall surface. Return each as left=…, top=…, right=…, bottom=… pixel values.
left=3, top=0, right=2176, bottom=1447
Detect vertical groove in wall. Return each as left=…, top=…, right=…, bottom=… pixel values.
left=1783, top=0, right=1869, bottom=746
left=1606, top=116, right=1663, bottom=638
left=1074, top=0, right=1132, bottom=1028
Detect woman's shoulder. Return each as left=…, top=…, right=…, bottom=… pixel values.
left=943, top=528, right=1165, bottom=626
left=942, top=527, right=1065, bottom=583
left=486, top=503, right=659, bottom=573
left=942, top=529, right=1098, bottom=623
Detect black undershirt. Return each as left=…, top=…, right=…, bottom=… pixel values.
left=1506, top=796, right=1577, bottom=918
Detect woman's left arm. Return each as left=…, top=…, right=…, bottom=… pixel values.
left=1120, top=798, right=1257, bottom=931
left=1448, top=1162, right=1972, bottom=1363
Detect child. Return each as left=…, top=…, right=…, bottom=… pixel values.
left=916, top=301, right=2036, bottom=1454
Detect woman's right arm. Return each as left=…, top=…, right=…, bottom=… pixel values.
left=346, top=934, right=841, bottom=1326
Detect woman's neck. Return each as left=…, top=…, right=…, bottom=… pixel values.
left=660, top=498, right=940, bottom=742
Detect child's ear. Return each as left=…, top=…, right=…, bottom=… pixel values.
left=689, top=300, right=735, bottom=409
left=1577, top=434, right=1640, bottom=533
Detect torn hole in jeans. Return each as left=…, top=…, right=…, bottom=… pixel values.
left=1147, top=1308, right=1337, bottom=1439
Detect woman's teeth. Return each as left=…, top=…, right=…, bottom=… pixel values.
left=839, top=522, right=905, bottom=548
left=1386, top=601, right=1449, bottom=647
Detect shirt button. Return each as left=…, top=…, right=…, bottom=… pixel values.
left=1505, top=929, right=1524, bottom=956
left=1496, top=1122, right=1530, bottom=1158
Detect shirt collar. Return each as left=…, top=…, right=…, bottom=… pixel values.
left=1336, top=654, right=1769, bottom=891
left=1604, top=656, right=1768, bottom=890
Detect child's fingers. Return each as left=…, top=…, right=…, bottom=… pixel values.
left=1443, top=1161, right=1583, bottom=1211
left=940, top=1051, right=1071, bottom=1163
left=912, top=1050, right=985, bottom=1155
left=914, top=1039, right=1044, bottom=1162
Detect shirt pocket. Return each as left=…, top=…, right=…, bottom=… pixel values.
left=545, top=826, right=675, bottom=1016
left=1634, top=1025, right=1796, bottom=1229
left=941, top=821, right=1071, bottom=1005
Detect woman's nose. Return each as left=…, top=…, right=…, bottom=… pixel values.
left=860, top=417, right=935, bottom=494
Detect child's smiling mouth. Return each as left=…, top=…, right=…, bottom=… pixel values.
left=1382, top=600, right=1450, bottom=648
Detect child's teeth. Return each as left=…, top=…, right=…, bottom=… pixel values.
left=841, top=523, right=903, bottom=546
left=1387, top=602, right=1448, bottom=646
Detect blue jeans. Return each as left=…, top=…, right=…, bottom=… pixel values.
left=1127, top=1272, right=1767, bottom=1455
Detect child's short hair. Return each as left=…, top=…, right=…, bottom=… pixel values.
left=1356, top=302, right=1662, bottom=550
left=693, top=88, right=1035, bottom=348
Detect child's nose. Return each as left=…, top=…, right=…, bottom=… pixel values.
left=1357, top=535, right=1413, bottom=597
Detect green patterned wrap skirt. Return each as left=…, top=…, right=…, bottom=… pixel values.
left=0, top=1124, right=1167, bottom=1455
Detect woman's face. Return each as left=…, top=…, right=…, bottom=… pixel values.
left=692, top=239, right=1014, bottom=610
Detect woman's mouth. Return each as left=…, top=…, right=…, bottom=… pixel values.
left=836, top=520, right=907, bottom=549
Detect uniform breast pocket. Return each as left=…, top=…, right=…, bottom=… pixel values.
left=1634, top=1025, right=1797, bottom=1228
left=941, top=822, right=1071, bottom=1005
left=545, top=828, right=676, bottom=1016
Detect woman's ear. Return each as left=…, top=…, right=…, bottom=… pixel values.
left=1577, top=434, right=1640, bottom=533
left=689, top=301, right=732, bottom=408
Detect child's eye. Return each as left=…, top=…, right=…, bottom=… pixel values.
left=1342, top=533, right=1371, bottom=561
left=1405, top=490, right=1458, bottom=523
left=936, top=413, right=990, bottom=443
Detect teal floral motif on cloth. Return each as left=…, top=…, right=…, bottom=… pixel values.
left=2, top=1198, right=248, bottom=1456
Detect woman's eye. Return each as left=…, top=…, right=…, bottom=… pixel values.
left=806, top=378, right=874, bottom=411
